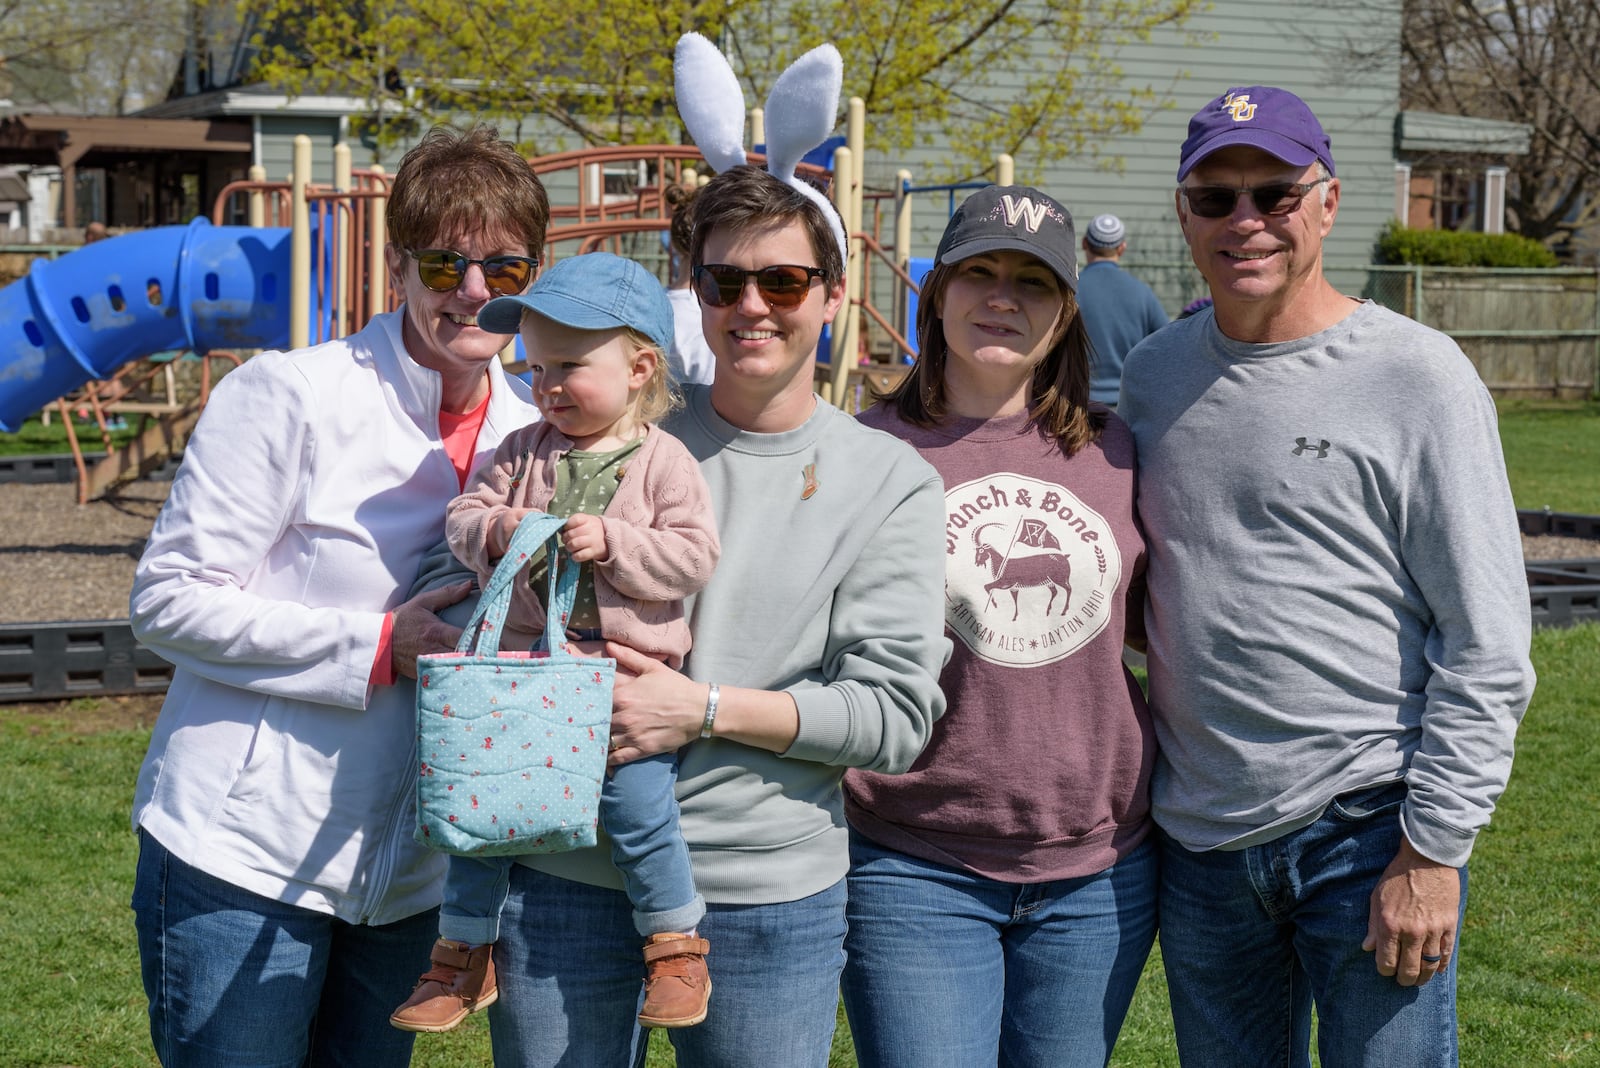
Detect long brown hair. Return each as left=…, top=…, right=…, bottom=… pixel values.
left=878, top=259, right=1105, bottom=456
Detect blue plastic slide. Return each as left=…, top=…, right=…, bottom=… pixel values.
left=0, top=218, right=293, bottom=432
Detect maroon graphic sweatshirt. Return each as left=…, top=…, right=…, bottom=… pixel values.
left=846, top=406, right=1154, bottom=882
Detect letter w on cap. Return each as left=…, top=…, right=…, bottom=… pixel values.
left=999, top=195, right=1051, bottom=233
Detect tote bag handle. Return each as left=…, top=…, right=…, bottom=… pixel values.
left=454, top=511, right=579, bottom=658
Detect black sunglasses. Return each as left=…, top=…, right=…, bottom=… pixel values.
left=692, top=264, right=826, bottom=309
left=1180, top=178, right=1330, bottom=220
left=406, top=248, right=537, bottom=296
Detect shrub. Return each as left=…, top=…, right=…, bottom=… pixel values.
left=1376, top=222, right=1559, bottom=268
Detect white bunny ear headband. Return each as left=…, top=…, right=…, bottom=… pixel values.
left=674, top=32, right=848, bottom=268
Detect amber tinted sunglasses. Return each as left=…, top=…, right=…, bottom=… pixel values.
left=692, top=264, right=826, bottom=308
left=1180, top=178, right=1330, bottom=219
left=407, top=249, right=537, bottom=296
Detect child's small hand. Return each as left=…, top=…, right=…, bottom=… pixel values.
left=561, top=513, right=608, bottom=563
left=490, top=508, right=535, bottom=559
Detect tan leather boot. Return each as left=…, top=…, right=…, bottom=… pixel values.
left=389, top=938, right=498, bottom=1033
left=637, top=932, right=712, bottom=1028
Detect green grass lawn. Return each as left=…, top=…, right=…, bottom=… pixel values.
left=0, top=391, right=1592, bottom=1065
left=0, top=413, right=140, bottom=456
left=2, top=624, right=1594, bottom=1067
left=1496, top=397, right=1600, bottom=513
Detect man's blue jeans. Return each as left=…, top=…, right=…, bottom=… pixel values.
left=487, top=864, right=846, bottom=1067
left=441, top=751, right=703, bottom=943
left=131, top=829, right=437, bottom=1068
left=841, top=831, right=1157, bottom=1068
left=1158, top=781, right=1465, bottom=1068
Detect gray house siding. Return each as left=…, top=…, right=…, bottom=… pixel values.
left=257, top=116, right=344, bottom=187
left=869, top=0, right=1402, bottom=314
left=255, top=116, right=412, bottom=187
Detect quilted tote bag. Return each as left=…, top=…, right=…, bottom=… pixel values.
left=414, top=511, right=615, bottom=856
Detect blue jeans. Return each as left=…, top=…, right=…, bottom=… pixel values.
left=841, top=831, right=1157, bottom=1068
left=441, top=750, right=703, bottom=943
left=131, top=829, right=437, bottom=1067
left=1158, top=781, right=1466, bottom=1068
left=487, top=864, right=847, bottom=1067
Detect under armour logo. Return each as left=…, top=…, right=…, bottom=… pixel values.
left=1223, top=92, right=1257, bottom=122
left=998, top=194, right=1052, bottom=233
left=1292, top=437, right=1330, bottom=458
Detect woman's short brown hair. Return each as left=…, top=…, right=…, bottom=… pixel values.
left=878, top=259, right=1105, bottom=455
left=688, top=166, right=844, bottom=286
left=388, top=124, right=550, bottom=256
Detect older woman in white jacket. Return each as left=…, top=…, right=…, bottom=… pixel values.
left=128, top=124, right=546, bottom=1068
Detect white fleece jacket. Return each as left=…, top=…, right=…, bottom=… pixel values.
left=130, top=309, right=540, bottom=925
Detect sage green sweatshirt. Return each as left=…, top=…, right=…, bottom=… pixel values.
left=523, top=386, right=951, bottom=903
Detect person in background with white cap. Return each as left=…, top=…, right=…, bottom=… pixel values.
left=843, top=184, right=1155, bottom=1067
left=1119, top=86, right=1534, bottom=1066
left=389, top=252, right=721, bottom=1036
left=663, top=180, right=718, bottom=386
left=1076, top=212, right=1168, bottom=407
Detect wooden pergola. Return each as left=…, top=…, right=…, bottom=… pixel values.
left=0, top=114, right=251, bottom=229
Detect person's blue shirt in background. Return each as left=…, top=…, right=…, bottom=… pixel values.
left=1078, top=260, right=1168, bottom=405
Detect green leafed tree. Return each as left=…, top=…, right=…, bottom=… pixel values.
left=731, top=0, right=1206, bottom=181
left=1400, top=0, right=1600, bottom=251
left=1332, top=0, right=1600, bottom=253
left=240, top=0, right=735, bottom=154
left=237, top=0, right=1202, bottom=179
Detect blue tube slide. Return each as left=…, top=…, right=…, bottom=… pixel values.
left=902, top=256, right=935, bottom=360
left=0, top=218, right=294, bottom=433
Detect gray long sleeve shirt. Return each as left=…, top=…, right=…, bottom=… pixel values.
left=1119, top=300, right=1534, bottom=867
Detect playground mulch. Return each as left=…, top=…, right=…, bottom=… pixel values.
left=0, top=472, right=1594, bottom=641
left=1, top=480, right=168, bottom=623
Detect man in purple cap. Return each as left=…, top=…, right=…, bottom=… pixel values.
left=1119, top=87, right=1534, bottom=1065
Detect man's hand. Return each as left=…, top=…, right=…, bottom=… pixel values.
left=1362, top=836, right=1461, bottom=987
left=390, top=580, right=473, bottom=679
left=561, top=513, right=608, bottom=563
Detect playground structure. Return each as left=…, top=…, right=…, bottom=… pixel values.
left=0, top=98, right=1024, bottom=502
left=0, top=109, right=1595, bottom=703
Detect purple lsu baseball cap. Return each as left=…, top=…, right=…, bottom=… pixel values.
left=1177, top=86, right=1335, bottom=181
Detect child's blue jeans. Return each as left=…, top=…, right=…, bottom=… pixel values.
left=440, top=750, right=703, bottom=943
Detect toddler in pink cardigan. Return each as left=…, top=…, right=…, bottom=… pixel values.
left=391, top=253, right=720, bottom=1036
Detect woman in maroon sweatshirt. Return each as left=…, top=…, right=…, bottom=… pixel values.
left=843, top=185, right=1156, bottom=1068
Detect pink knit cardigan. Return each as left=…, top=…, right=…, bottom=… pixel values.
left=445, top=422, right=719, bottom=667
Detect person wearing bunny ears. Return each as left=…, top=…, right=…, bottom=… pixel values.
left=478, top=34, right=950, bottom=1067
